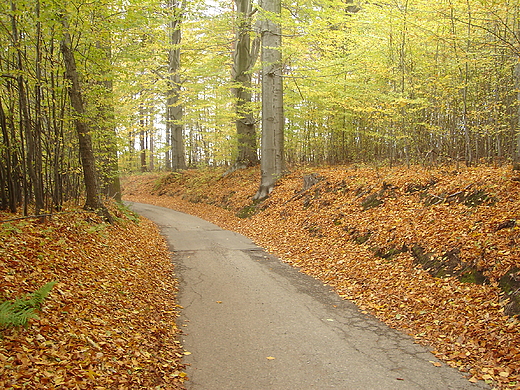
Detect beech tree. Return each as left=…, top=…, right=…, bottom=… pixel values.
left=232, top=0, right=260, bottom=167
left=0, top=0, right=128, bottom=215
left=254, top=0, right=284, bottom=199
left=7, top=0, right=520, bottom=217
left=1, top=0, right=82, bottom=214
left=166, top=0, right=186, bottom=171
left=60, top=15, right=111, bottom=220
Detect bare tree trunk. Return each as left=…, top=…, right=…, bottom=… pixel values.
left=60, top=16, right=111, bottom=221
left=33, top=0, right=44, bottom=216
left=463, top=0, right=472, bottom=166
left=50, top=64, right=65, bottom=210
left=167, top=0, right=186, bottom=171
left=150, top=141, right=155, bottom=171
left=233, top=0, right=259, bottom=167
left=0, top=99, right=17, bottom=212
left=140, top=104, right=147, bottom=172
left=149, top=121, right=155, bottom=171
left=165, top=121, right=171, bottom=170
left=515, top=60, right=520, bottom=169
left=11, top=0, right=29, bottom=216
left=254, top=0, right=284, bottom=200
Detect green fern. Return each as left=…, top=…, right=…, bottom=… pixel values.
left=0, top=281, right=56, bottom=328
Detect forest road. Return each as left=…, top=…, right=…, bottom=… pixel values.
left=127, top=201, right=488, bottom=390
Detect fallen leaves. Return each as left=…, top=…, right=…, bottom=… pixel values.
left=122, top=164, right=520, bottom=389
left=0, top=203, right=186, bottom=389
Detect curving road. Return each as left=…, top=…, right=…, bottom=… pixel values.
left=127, top=201, right=487, bottom=390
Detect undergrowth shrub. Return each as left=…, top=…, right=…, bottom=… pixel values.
left=0, top=281, right=56, bottom=328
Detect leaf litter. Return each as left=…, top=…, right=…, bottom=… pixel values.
left=0, top=203, right=186, bottom=389
left=123, top=164, right=520, bottom=389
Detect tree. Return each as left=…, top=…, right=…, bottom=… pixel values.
left=513, top=61, right=520, bottom=170
left=232, top=0, right=260, bottom=167
left=0, top=98, right=17, bottom=212
left=254, top=0, right=284, bottom=200
left=60, top=15, right=112, bottom=220
left=166, top=0, right=186, bottom=171
left=95, top=43, right=122, bottom=202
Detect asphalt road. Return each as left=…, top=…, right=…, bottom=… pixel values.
left=127, top=201, right=488, bottom=390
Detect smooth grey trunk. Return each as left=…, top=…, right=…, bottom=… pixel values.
left=167, top=0, right=186, bottom=171
left=254, top=0, right=284, bottom=200
left=233, top=0, right=259, bottom=167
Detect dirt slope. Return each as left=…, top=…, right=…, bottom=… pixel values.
left=123, top=165, right=520, bottom=389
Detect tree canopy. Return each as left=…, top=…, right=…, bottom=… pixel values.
left=2, top=0, right=520, bottom=212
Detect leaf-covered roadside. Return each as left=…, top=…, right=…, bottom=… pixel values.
left=0, top=205, right=186, bottom=389
left=123, top=165, right=520, bottom=389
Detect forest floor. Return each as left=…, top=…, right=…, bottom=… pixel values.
left=123, top=164, right=520, bottom=390
left=0, top=203, right=187, bottom=389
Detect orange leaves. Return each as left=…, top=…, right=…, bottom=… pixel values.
left=122, top=164, right=520, bottom=388
left=0, top=204, right=186, bottom=389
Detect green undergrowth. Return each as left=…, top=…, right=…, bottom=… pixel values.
left=0, top=282, right=56, bottom=329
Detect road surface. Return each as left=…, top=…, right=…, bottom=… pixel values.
left=127, top=201, right=487, bottom=390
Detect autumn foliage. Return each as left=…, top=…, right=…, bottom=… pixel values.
left=123, top=164, right=520, bottom=389
left=0, top=204, right=186, bottom=389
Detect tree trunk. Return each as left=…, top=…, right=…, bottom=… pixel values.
left=33, top=0, right=45, bottom=216
left=0, top=99, right=17, bottom=212
left=50, top=64, right=65, bottom=210
left=165, top=121, right=171, bottom=170
left=254, top=0, right=284, bottom=200
left=167, top=0, right=186, bottom=171
left=233, top=0, right=259, bottom=167
left=96, top=43, right=122, bottom=202
left=11, top=0, right=29, bottom=216
left=140, top=104, right=147, bottom=172
left=514, top=60, right=520, bottom=169
left=149, top=126, right=155, bottom=171
left=60, top=16, right=111, bottom=221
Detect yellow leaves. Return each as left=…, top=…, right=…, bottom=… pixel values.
left=171, top=370, right=188, bottom=379
left=85, top=369, right=98, bottom=380
left=85, top=337, right=101, bottom=350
